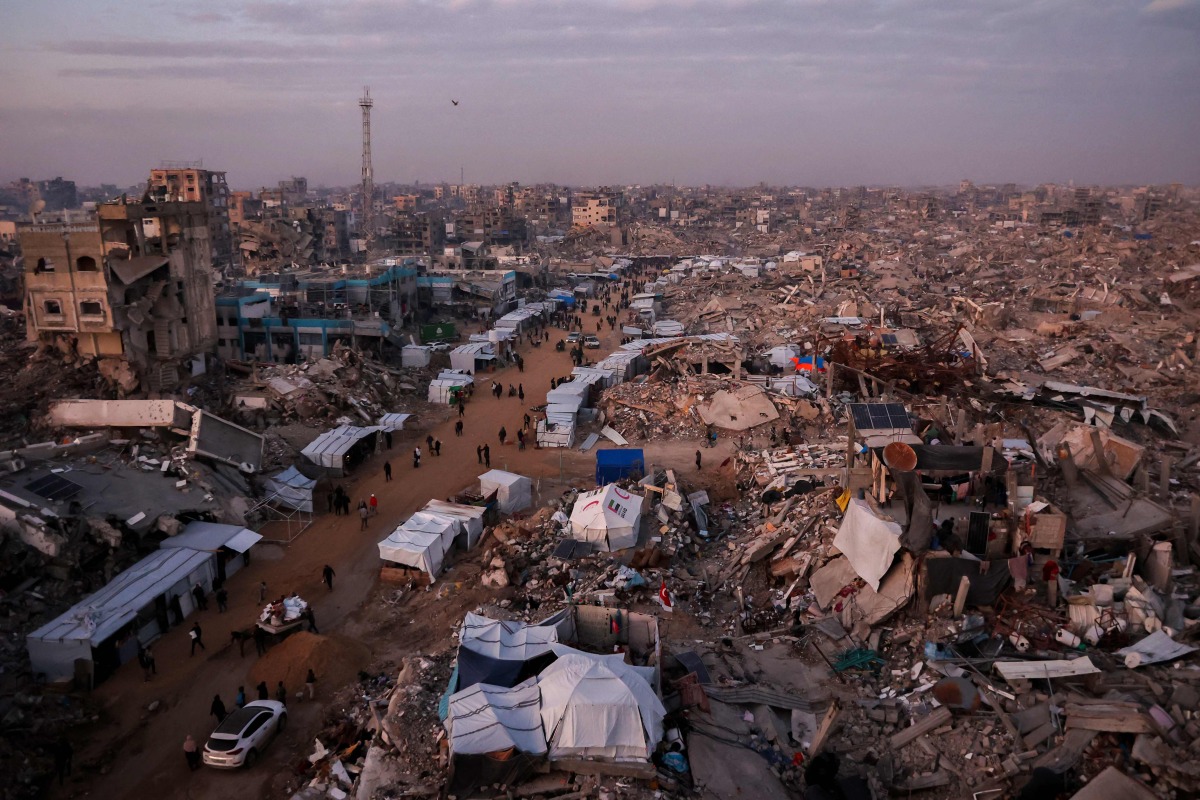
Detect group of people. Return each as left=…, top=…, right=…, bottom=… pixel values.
left=188, top=670, right=319, bottom=770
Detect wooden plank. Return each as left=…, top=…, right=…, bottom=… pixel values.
left=890, top=706, right=953, bottom=749
left=808, top=702, right=841, bottom=758
left=552, top=758, right=657, bottom=780
left=1064, top=703, right=1152, bottom=733
left=1022, top=721, right=1057, bottom=749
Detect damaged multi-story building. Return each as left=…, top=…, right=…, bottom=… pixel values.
left=19, top=193, right=219, bottom=393
left=147, top=166, right=235, bottom=271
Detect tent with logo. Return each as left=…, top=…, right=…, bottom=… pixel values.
left=568, top=484, right=643, bottom=551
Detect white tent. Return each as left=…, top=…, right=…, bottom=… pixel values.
left=449, top=342, right=496, bottom=375
left=377, top=512, right=460, bottom=581
left=446, top=678, right=547, bottom=756
left=479, top=470, right=532, bottom=514
left=422, top=499, right=486, bottom=549
left=401, top=345, right=432, bottom=368
left=460, top=612, right=559, bottom=661
left=538, top=653, right=666, bottom=761
left=377, top=413, right=413, bottom=432
left=263, top=465, right=319, bottom=512
left=536, top=414, right=576, bottom=449
left=428, top=371, right=474, bottom=404
left=27, top=547, right=214, bottom=682
left=301, top=425, right=379, bottom=470
left=568, top=484, right=643, bottom=552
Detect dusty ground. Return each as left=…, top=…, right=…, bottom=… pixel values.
left=51, top=291, right=736, bottom=800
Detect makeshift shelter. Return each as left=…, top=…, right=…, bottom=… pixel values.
left=428, top=371, right=474, bottom=404
left=401, top=344, right=432, bottom=368
left=158, top=521, right=261, bottom=584
left=376, top=413, right=413, bottom=432
left=568, top=484, right=643, bottom=552
left=479, top=470, right=533, bottom=514
left=377, top=512, right=460, bottom=581
left=457, top=612, right=560, bottom=690
left=538, top=653, right=666, bottom=761
left=421, top=499, right=486, bottom=549
left=300, top=425, right=380, bottom=475
left=445, top=678, right=547, bottom=796
left=832, top=499, right=903, bottom=591
left=537, top=413, right=576, bottom=449
left=450, top=342, right=497, bottom=375
left=595, top=449, right=646, bottom=484
left=263, top=465, right=319, bottom=512
left=27, top=547, right=214, bottom=684
left=698, top=384, right=780, bottom=431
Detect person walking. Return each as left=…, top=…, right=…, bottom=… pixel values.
left=369, top=493, right=378, bottom=515
left=256, top=681, right=269, bottom=701
left=183, top=735, right=200, bottom=771
left=476, top=444, right=483, bottom=464
left=499, top=426, right=507, bottom=445
left=359, top=503, right=369, bottom=529
left=517, top=429, right=526, bottom=450
left=426, top=434, right=434, bottom=450
left=53, top=737, right=72, bottom=786
left=323, top=564, right=335, bottom=590
left=192, top=583, right=208, bottom=612
left=458, top=400, right=466, bottom=417
left=695, top=449, right=702, bottom=471
left=259, top=580, right=268, bottom=603
left=276, top=680, right=288, bottom=706
left=305, top=669, right=317, bottom=701
left=383, top=461, right=392, bottom=481
left=305, top=606, right=318, bottom=634
left=518, top=384, right=525, bottom=404
left=138, top=645, right=156, bottom=681
left=523, top=413, right=531, bottom=430
left=216, top=587, right=228, bottom=613
left=210, top=694, right=227, bottom=723
left=235, top=686, right=247, bottom=708
left=252, top=624, right=268, bottom=655
left=189, top=622, right=205, bottom=656
left=413, top=446, right=421, bottom=469
left=483, top=444, right=491, bottom=468
left=433, top=439, right=442, bottom=456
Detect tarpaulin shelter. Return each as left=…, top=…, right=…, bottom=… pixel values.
left=568, top=484, right=643, bottom=552
left=538, top=652, right=665, bottom=761
left=832, top=499, right=903, bottom=591
left=536, top=413, right=576, bottom=449
left=421, top=499, right=486, bottom=549
left=300, top=425, right=380, bottom=475
left=457, top=612, right=560, bottom=691
left=478, top=470, right=532, bottom=514
left=428, top=371, right=474, bottom=404
left=159, top=521, right=261, bottom=583
left=595, top=449, right=646, bottom=484
left=28, top=547, right=215, bottom=684
left=376, top=413, right=413, bottom=432
left=445, top=677, right=547, bottom=795
left=263, top=465, right=319, bottom=512
left=377, top=512, right=460, bottom=581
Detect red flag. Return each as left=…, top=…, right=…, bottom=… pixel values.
left=659, top=579, right=672, bottom=610
left=610, top=615, right=620, bottom=635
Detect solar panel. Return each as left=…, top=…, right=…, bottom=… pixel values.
left=848, top=403, right=911, bottom=432
left=881, top=334, right=899, bottom=345
left=25, top=473, right=82, bottom=502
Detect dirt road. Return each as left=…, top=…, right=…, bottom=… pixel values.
left=55, top=301, right=726, bottom=800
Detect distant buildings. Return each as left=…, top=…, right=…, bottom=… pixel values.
left=18, top=192, right=218, bottom=392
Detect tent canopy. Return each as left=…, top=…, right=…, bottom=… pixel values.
left=301, top=425, right=379, bottom=469
left=461, top=612, right=559, bottom=661
left=568, top=484, right=643, bottom=552
left=159, top=521, right=262, bottom=554
left=377, top=512, right=461, bottom=580
left=377, top=413, right=413, bottom=432
left=538, top=652, right=665, bottom=761
left=264, top=465, right=319, bottom=512
left=422, top=500, right=486, bottom=548
left=479, top=470, right=532, bottom=514
left=446, top=678, right=547, bottom=756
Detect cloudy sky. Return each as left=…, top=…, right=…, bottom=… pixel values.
left=1, top=0, right=1197, bottom=189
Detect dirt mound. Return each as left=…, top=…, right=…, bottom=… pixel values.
left=248, top=632, right=371, bottom=697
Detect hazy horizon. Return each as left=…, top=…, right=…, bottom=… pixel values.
left=2, top=0, right=1198, bottom=190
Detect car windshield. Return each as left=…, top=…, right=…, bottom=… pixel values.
left=214, top=707, right=262, bottom=736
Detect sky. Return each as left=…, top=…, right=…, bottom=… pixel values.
left=1, top=0, right=1198, bottom=190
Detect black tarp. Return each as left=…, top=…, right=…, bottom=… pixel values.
left=874, top=445, right=1008, bottom=474
left=925, top=556, right=1012, bottom=606
left=456, top=645, right=556, bottom=692
left=890, top=468, right=933, bottom=554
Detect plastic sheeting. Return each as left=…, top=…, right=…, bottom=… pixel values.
left=538, top=653, right=665, bottom=761
left=478, top=470, right=532, bottom=514
left=461, top=612, right=559, bottom=661
left=568, top=484, right=643, bottom=552
left=832, top=499, right=903, bottom=592
left=301, top=425, right=379, bottom=469
left=446, top=677, right=547, bottom=756
left=264, top=465, right=319, bottom=512
left=377, top=512, right=461, bottom=580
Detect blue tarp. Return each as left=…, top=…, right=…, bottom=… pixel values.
left=595, top=448, right=646, bottom=484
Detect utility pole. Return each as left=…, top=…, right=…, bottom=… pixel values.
left=360, top=86, right=374, bottom=253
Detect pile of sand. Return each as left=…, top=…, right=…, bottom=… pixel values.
left=248, top=632, right=371, bottom=695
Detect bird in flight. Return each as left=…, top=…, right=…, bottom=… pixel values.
left=451, top=99, right=459, bottom=106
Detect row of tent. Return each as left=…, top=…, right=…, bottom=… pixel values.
left=377, top=470, right=532, bottom=580
left=298, top=414, right=413, bottom=476
left=444, top=611, right=664, bottom=795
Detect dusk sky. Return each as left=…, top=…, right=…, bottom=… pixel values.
left=2, top=0, right=1198, bottom=190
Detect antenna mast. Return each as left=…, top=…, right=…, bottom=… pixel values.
left=359, top=86, right=374, bottom=249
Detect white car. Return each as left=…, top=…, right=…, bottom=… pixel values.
left=202, top=700, right=287, bottom=768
